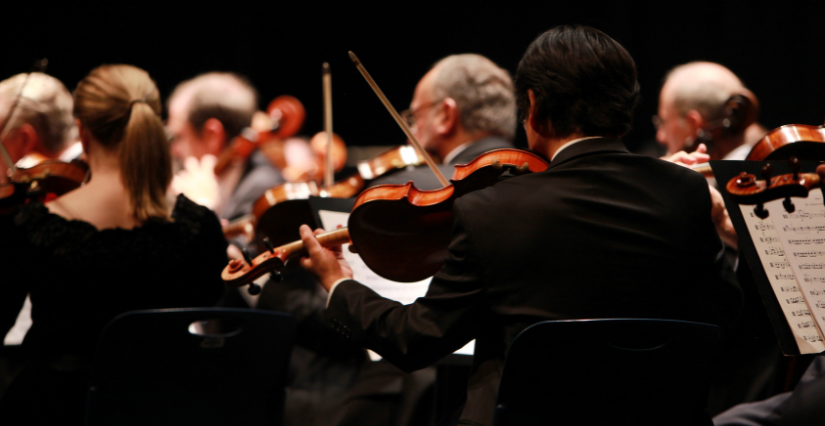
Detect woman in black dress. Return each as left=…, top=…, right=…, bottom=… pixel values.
left=0, top=64, right=227, bottom=425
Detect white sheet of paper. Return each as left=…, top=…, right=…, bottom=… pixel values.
left=318, top=210, right=475, bottom=357
left=740, top=191, right=825, bottom=354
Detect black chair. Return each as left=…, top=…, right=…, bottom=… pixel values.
left=493, top=318, right=722, bottom=426
left=85, top=308, right=295, bottom=426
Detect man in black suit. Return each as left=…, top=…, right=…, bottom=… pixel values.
left=369, top=54, right=516, bottom=190
left=299, top=25, right=742, bottom=426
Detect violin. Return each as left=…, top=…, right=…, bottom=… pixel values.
left=222, top=148, right=549, bottom=289
left=222, top=144, right=426, bottom=245
left=0, top=159, right=91, bottom=216
left=723, top=158, right=821, bottom=219
left=745, top=124, right=825, bottom=162
left=213, top=95, right=306, bottom=176
left=687, top=124, right=825, bottom=179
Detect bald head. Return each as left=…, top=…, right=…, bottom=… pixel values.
left=656, top=62, right=755, bottom=156
left=661, top=62, right=746, bottom=121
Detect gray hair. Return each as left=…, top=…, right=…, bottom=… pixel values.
left=168, top=72, right=257, bottom=141
left=430, top=54, right=516, bottom=141
left=665, top=62, right=745, bottom=121
left=0, top=72, right=77, bottom=154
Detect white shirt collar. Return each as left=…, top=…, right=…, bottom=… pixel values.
left=442, top=141, right=474, bottom=165
left=551, top=136, right=602, bottom=161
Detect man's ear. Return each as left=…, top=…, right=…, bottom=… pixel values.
left=526, top=89, right=552, bottom=138
left=16, top=123, right=39, bottom=158
left=435, top=97, right=459, bottom=137
left=686, top=110, right=706, bottom=137
left=202, top=118, right=227, bottom=156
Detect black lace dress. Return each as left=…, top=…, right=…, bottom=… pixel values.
left=0, top=195, right=227, bottom=425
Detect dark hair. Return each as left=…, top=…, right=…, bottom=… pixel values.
left=515, top=25, right=640, bottom=139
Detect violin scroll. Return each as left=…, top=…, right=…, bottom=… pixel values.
left=725, top=157, right=822, bottom=219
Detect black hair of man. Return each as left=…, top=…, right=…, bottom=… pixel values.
left=514, top=25, right=640, bottom=140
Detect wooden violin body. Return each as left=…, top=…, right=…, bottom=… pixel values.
left=745, top=124, right=825, bottom=162
left=238, top=145, right=426, bottom=247
left=0, top=159, right=90, bottom=215
left=222, top=148, right=549, bottom=288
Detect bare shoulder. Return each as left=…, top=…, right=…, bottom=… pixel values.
left=46, top=185, right=138, bottom=230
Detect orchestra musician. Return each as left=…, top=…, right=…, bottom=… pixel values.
left=0, top=72, right=80, bottom=347
left=166, top=72, right=284, bottom=226
left=298, top=25, right=743, bottom=426
left=367, top=53, right=516, bottom=189
left=0, top=72, right=80, bottom=168
left=656, top=61, right=763, bottom=163
left=0, top=65, right=227, bottom=425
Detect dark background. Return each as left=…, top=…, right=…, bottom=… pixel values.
left=5, top=1, right=825, bottom=154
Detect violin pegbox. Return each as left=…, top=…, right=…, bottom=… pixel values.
left=725, top=158, right=820, bottom=219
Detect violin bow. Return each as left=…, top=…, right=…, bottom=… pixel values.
left=348, top=51, right=449, bottom=188
left=323, top=62, right=334, bottom=189
left=0, top=58, right=48, bottom=178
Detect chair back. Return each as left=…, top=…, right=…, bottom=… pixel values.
left=86, top=308, right=295, bottom=426
left=494, top=318, right=721, bottom=426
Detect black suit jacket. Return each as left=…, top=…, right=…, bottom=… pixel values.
left=326, top=138, right=743, bottom=426
left=367, top=137, right=513, bottom=190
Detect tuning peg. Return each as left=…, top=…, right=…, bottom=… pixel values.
left=247, top=283, right=262, bottom=296
left=789, top=157, right=801, bottom=181
left=762, top=163, right=774, bottom=188
left=263, top=237, right=275, bottom=254
left=241, top=248, right=254, bottom=267
left=754, top=203, right=769, bottom=219
left=783, top=197, right=795, bottom=213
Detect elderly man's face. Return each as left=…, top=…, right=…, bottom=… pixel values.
left=656, top=87, right=694, bottom=155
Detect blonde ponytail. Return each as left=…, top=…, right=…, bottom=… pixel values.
left=73, top=65, right=172, bottom=221
left=121, top=101, right=172, bottom=221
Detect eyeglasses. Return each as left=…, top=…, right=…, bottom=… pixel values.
left=400, top=99, right=445, bottom=128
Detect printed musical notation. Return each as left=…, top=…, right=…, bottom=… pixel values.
left=793, top=251, right=825, bottom=258
left=787, top=238, right=825, bottom=245
left=798, top=321, right=816, bottom=329
left=783, top=225, right=825, bottom=234
left=744, top=189, right=825, bottom=353
left=811, top=290, right=825, bottom=296
left=754, top=223, right=775, bottom=231
left=783, top=212, right=825, bottom=220
left=800, top=264, right=825, bottom=270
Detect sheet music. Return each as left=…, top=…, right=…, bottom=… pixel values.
left=318, top=210, right=475, bottom=357
left=741, top=192, right=825, bottom=354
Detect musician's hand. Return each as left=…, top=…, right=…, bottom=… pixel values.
left=663, top=143, right=709, bottom=167
left=709, top=184, right=738, bottom=250
left=299, top=225, right=353, bottom=291
left=171, top=155, right=220, bottom=210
